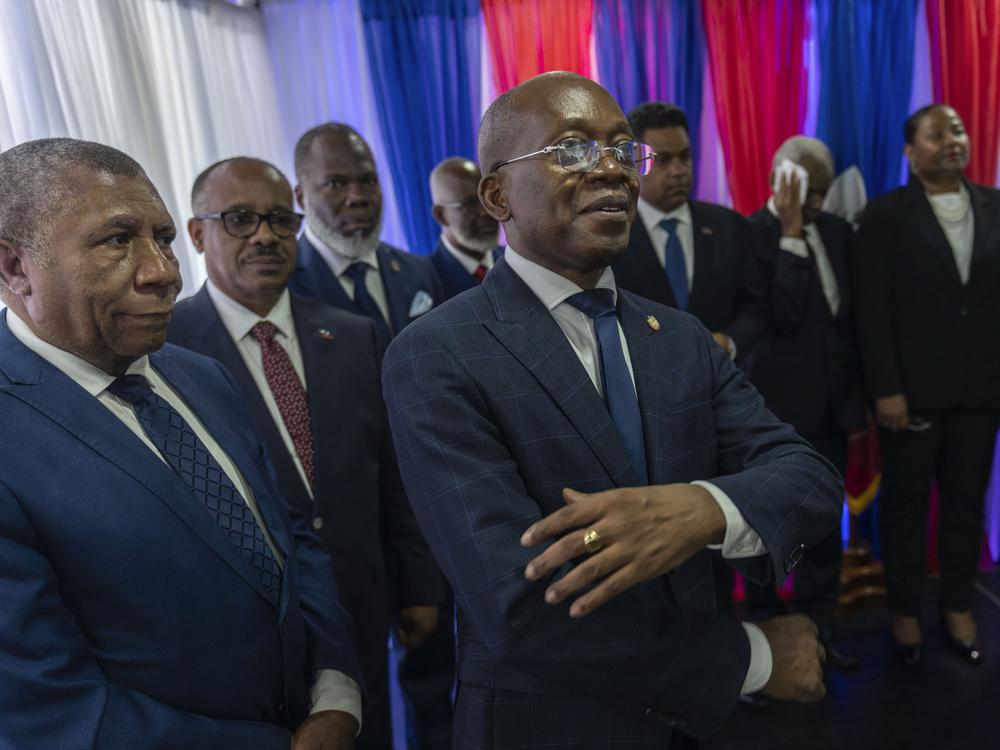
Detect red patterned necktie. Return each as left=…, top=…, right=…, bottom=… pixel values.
left=473, top=264, right=488, bottom=283
left=249, top=321, right=315, bottom=491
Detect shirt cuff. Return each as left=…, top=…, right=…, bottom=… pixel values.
left=779, top=236, right=809, bottom=258
left=740, top=622, right=774, bottom=694
left=692, top=480, right=767, bottom=558
left=311, top=670, right=363, bottom=735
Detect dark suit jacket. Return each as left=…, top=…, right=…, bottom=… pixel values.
left=612, top=201, right=768, bottom=357
left=746, top=209, right=866, bottom=439
left=0, top=312, right=361, bottom=749
left=428, top=238, right=504, bottom=301
left=381, top=259, right=842, bottom=745
left=167, top=288, right=444, bottom=694
left=852, top=177, right=1000, bottom=410
left=290, top=235, right=442, bottom=341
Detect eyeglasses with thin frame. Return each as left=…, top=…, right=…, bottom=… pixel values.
left=193, top=210, right=304, bottom=239
left=435, top=195, right=485, bottom=213
left=494, top=140, right=657, bottom=176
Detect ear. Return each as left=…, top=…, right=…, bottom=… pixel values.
left=294, top=183, right=305, bottom=210
left=431, top=205, right=447, bottom=228
left=187, top=218, right=206, bottom=254
left=903, top=144, right=915, bottom=173
left=479, top=173, right=511, bottom=222
left=0, top=239, right=32, bottom=296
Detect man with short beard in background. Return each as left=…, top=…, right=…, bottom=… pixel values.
left=428, top=157, right=503, bottom=301
left=290, top=124, right=442, bottom=350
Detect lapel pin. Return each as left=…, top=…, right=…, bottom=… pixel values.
left=701, top=227, right=714, bottom=236
left=317, top=328, right=335, bottom=341
left=646, top=315, right=660, bottom=331
left=390, top=259, right=402, bottom=273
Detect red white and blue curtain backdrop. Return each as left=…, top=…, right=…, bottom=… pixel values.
left=262, top=0, right=1000, bottom=563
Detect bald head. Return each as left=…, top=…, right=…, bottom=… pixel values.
left=191, top=157, right=290, bottom=215
left=478, top=72, right=622, bottom=175
left=430, top=157, right=481, bottom=204
left=430, top=156, right=497, bottom=258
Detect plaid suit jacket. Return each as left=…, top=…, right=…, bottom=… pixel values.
left=382, top=259, right=842, bottom=748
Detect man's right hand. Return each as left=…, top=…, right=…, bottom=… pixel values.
left=757, top=614, right=826, bottom=702
left=774, top=172, right=804, bottom=238
left=875, top=393, right=910, bottom=431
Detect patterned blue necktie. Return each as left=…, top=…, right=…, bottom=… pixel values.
left=659, top=217, right=689, bottom=311
left=345, top=261, right=392, bottom=345
left=107, top=374, right=281, bottom=605
left=566, top=289, right=649, bottom=485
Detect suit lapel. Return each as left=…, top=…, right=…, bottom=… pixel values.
left=292, top=299, right=350, bottom=503
left=294, top=236, right=356, bottom=310
left=688, top=201, right=715, bottom=311
left=181, top=289, right=312, bottom=511
left=482, top=263, right=636, bottom=486
left=969, top=181, right=994, bottom=267
left=0, top=318, right=281, bottom=609
left=629, top=220, right=676, bottom=306
left=817, top=216, right=849, bottom=319
left=904, top=178, right=964, bottom=292
left=376, top=244, right=410, bottom=333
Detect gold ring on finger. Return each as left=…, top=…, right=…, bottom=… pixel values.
left=583, top=528, right=603, bottom=554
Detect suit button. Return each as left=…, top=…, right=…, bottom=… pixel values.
left=281, top=617, right=289, bottom=634
left=959, top=306, right=969, bottom=317
left=312, top=516, right=324, bottom=531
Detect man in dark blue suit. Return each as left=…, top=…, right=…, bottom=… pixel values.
left=0, top=138, right=361, bottom=749
left=290, top=123, right=441, bottom=349
left=382, top=73, right=841, bottom=749
left=428, top=157, right=503, bottom=301
left=166, top=157, right=444, bottom=750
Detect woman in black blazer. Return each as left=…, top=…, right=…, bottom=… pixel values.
left=852, top=104, right=1000, bottom=667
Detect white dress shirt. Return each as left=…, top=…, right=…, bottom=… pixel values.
left=767, top=198, right=841, bottom=316
left=206, top=282, right=313, bottom=497
left=305, top=224, right=391, bottom=324
left=440, top=234, right=496, bottom=275
left=637, top=197, right=695, bottom=289
left=6, top=309, right=362, bottom=727
left=503, top=247, right=772, bottom=694
left=927, top=185, right=974, bottom=285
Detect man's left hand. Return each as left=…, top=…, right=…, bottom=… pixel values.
left=396, top=604, right=439, bottom=649
left=291, top=710, right=358, bottom=750
left=521, top=485, right=726, bottom=618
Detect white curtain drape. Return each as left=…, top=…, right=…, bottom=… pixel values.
left=0, top=0, right=290, bottom=296
left=259, top=0, right=406, bottom=249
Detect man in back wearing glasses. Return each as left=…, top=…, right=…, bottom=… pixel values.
left=168, top=157, right=444, bottom=750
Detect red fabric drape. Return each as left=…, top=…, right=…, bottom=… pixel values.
left=927, top=0, right=1000, bottom=186
left=481, top=0, right=593, bottom=94
left=702, top=0, right=808, bottom=215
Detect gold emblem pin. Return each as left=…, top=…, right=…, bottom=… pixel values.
left=646, top=315, right=660, bottom=331
left=390, top=259, right=402, bottom=272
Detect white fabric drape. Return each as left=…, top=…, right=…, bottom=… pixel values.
left=259, top=0, right=406, bottom=249
left=0, top=0, right=289, bottom=296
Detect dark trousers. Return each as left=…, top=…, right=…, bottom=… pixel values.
left=399, top=591, right=456, bottom=750
left=878, top=408, right=999, bottom=615
left=744, top=429, right=846, bottom=634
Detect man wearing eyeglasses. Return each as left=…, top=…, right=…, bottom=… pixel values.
left=382, top=73, right=841, bottom=748
left=612, top=102, right=767, bottom=363
left=290, top=123, right=442, bottom=351
left=428, top=157, right=503, bottom=301
left=168, top=157, right=444, bottom=750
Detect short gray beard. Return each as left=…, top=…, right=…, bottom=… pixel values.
left=450, top=227, right=499, bottom=257
left=304, top=199, right=382, bottom=260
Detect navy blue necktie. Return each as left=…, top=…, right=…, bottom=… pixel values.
left=107, top=374, right=281, bottom=605
left=345, top=262, right=392, bottom=345
left=566, top=289, right=649, bottom=485
left=659, top=218, right=689, bottom=311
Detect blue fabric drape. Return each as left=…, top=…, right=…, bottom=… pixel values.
left=361, top=0, right=480, bottom=255
left=816, top=0, right=919, bottom=197
left=593, top=0, right=705, bottom=178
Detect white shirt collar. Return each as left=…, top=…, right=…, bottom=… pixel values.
left=5, top=307, right=151, bottom=396
left=637, top=196, right=691, bottom=234
left=503, top=244, right=617, bottom=311
left=304, top=224, right=380, bottom=277
left=440, top=234, right=495, bottom=274
left=206, top=280, right=295, bottom=343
